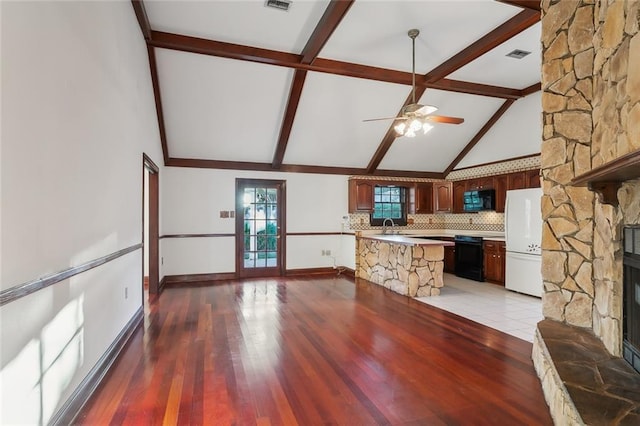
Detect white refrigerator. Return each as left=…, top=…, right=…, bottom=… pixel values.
left=505, top=188, right=543, bottom=297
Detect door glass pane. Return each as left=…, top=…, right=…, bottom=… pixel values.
left=242, top=185, right=279, bottom=269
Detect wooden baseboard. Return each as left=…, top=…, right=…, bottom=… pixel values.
left=285, top=267, right=355, bottom=277
left=162, top=272, right=236, bottom=287
left=160, top=267, right=355, bottom=286
left=339, top=267, right=355, bottom=278
left=52, top=307, right=143, bottom=426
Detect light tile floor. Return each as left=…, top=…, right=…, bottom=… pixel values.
left=415, top=273, right=543, bottom=342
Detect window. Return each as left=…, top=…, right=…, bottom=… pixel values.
left=371, top=185, right=407, bottom=226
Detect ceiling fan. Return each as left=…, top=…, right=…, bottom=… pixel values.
left=364, top=29, right=464, bottom=137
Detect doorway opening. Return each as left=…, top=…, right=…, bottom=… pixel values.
left=236, top=179, right=286, bottom=278
left=143, top=154, right=159, bottom=305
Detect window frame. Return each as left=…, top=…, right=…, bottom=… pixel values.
left=370, top=184, right=408, bottom=226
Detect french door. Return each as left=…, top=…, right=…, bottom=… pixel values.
left=236, top=179, right=286, bottom=278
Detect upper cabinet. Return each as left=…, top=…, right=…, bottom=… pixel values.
left=452, top=180, right=466, bottom=213
left=467, top=176, right=494, bottom=191
left=347, top=168, right=539, bottom=216
left=525, top=169, right=541, bottom=188
left=508, top=172, right=527, bottom=190
left=433, top=181, right=453, bottom=213
left=507, top=169, right=540, bottom=190
left=415, top=183, right=433, bottom=214
left=493, top=174, right=509, bottom=213
left=348, top=180, right=374, bottom=213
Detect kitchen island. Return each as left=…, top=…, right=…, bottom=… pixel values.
left=356, top=234, right=454, bottom=297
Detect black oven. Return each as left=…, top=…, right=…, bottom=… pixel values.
left=454, top=235, right=484, bottom=282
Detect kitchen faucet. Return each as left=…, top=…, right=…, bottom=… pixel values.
left=382, top=217, right=396, bottom=235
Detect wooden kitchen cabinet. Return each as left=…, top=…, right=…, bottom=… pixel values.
left=526, top=169, right=541, bottom=188
left=483, top=240, right=506, bottom=285
left=467, top=176, right=494, bottom=191
left=414, top=183, right=433, bottom=214
left=348, top=180, right=374, bottom=213
left=433, top=181, right=453, bottom=213
left=508, top=172, right=527, bottom=190
left=443, top=238, right=456, bottom=273
left=452, top=180, right=467, bottom=213
left=493, top=174, right=509, bottom=213
left=507, top=169, right=540, bottom=192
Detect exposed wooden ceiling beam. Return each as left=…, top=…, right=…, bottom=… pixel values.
left=150, top=30, right=302, bottom=66
left=521, top=82, right=541, bottom=96
left=149, top=31, right=528, bottom=100
left=271, top=70, right=307, bottom=168
left=424, top=9, right=540, bottom=83
left=428, top=79, right=523, bottom=99
left=138, top=1, right=539, bottom=176
left=166, top=157, right=443, bottom=179
left=147, top=47, right=170, bottom=165
left=272, top=0, right=355, bottom=169
left=131, top=1, right=168, bottom=163
left=301, top=0, right=355, bottom=65
left=309, top=57, right=414, bottom=85
left=131, top=0, right=151, bottom=40
left=497, top=1, right=541, bottom=12
left=443, top=99, right=515, bottom=175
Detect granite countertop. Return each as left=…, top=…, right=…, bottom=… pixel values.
left=359, top=234, right=455, bottom=247
left=358, top=229, right=505, bottom=242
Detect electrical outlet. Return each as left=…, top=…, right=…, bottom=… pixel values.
left=321, top=250, right=325, bottom=256
left=326, top=249, right=331, bottom=256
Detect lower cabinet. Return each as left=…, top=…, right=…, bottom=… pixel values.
left=443, top=238, right=455, bottom=273
left=483, top=240, right=506, bottom=285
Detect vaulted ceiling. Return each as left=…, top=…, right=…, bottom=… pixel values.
left=132, top=0, right=542, bottom=179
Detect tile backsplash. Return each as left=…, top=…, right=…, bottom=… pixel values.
left=349, top=211, right=505, bottom=233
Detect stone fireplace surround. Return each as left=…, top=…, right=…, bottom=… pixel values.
left=537, top=0, right=640, bottom=423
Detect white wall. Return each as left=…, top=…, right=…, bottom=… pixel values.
left=0, top=2, right=162, bottom=424
left=161, top=167, right=353, bottom=275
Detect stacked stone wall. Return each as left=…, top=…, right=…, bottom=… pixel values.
left=356, top=238, right=444, bottom=297
left=541, top=0, right=640, bottom=357
left=541, top=0, right=598, bottom=340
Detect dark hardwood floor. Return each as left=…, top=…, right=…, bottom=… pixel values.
left=75, top=275, right=552, bottom=425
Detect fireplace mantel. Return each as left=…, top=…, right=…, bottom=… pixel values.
left=572, top=149, right=640, bottom=206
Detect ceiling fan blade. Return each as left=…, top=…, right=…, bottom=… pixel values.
left=426, top=115, right=465, bottom=124
left=362, top=116, right=404, bottom=122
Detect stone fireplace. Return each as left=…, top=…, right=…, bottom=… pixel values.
left=535, top=0, right=640, bottom=423
left=623, top=226, right=640, bottom=373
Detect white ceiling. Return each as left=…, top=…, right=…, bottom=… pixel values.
left=141, top=0, right=542, bottom=177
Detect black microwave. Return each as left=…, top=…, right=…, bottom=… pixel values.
left=463, top=189, right=495, bottom=212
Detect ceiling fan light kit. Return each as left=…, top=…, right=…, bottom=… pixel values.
left=394, top=119, right=433, bottom=138
left=365, top=28, right=464, bottom=138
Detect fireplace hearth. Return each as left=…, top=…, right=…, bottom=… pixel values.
left=623, top=226, right=640, bottom=374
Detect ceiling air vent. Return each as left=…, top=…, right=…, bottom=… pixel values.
left=265, top=0, right=292, bottom=11
left=506, top=49, right=531, bottom=59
